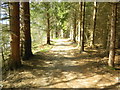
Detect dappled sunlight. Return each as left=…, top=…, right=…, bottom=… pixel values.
left=1, top=1, right=120, bottom=89
left=51, top=38, right=71, bottom=43
left=51, top=39, right=77, bottom=51
left=2, top=39, right=119, bottom=89
left=51, top=46, right=77, bottom=51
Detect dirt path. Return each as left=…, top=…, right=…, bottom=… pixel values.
left=2, top=39, right=120, bottom=89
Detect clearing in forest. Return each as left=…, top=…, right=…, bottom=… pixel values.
left=2, top=39, right=120, bottom=89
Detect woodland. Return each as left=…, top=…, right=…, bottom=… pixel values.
left=0, top=1, right=120, bottom=89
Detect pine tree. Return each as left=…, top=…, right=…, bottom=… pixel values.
left=9, top=2, right=21, bottom=69
left=108, top=3, right=117, bottom=67
left=21, top=2, right=33, bottom=60
left=90, top=1, right=97, bottom=47
left=80, top=2, right=85, bottom=52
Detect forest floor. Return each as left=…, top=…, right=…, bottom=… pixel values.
left=2, top=39, right=120, bottom=89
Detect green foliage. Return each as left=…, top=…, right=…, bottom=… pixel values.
left=32, top=42, right=53, bottom=53
left=39, top=46, right=52, bottom=52
left=0, top=3, right=11, bottom=73
left=30, top=2, right=73, bottom=45
left=106, top=66, right=116, bottom=70
left=1, top=2, right=119, bottom=72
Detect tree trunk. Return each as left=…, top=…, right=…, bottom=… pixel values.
left=21, top=2, right=33, bottom=60
left=108, top=3, right=117, bottom=67
left=55, top=24, right=58, bottom=38
left=90, top=1, right=97, bottom=47
left=55, top=30, right=58, bottom=38
left=117, top=38, right=120, bottom=48
left=47, top=12, right=51, bottom=45
left=9, top=2, right=21, bottom=69
left=80, top=2, right=85, bottom=52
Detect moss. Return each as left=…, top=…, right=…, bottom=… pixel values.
left=106, top=66, right=116, bottom=70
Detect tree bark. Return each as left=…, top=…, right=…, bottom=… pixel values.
left=47, top=12, right=51, bottom=45
left=55, top=24, right=58, bottom=38
left=21, top=2, right=33, bottom=60
left=108, top=3, right=117, bottom=67
left=80, top=2, right=85, bottom=52
left=9, top=2, right=21, bottom=69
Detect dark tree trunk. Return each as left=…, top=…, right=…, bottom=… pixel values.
left=47, top=12, right=51, bottom=45
left=9, top=2, right=21, bottom=69
left=108, top=3, right=117, bottom=67
left=21, top=2, right=33, bottom=60
left=55, top=24, right=58, bottom=38
left=55, top=31, right=58, bottom=38
left=80, top=2, right=85, bottom=52
left=117, top=38, right=120, bottom=48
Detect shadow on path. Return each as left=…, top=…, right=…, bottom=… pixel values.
left=2, top=39, right=120, bottom=89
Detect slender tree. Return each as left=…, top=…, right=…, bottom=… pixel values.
left=47, top=11, right=51, bottom=44
left=21, top=2, right=33, bottom=59
left=9, top=2, right=21, bottom=68
left=43, top=2, right=51, bottom=45
left=55, top=25, right=59, bottom=38
left=80, top=2, right=85, bottom=52
left=108, top=3, right=117, bottom=67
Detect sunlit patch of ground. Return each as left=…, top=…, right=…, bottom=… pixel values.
left=2, top=39, right=120, bottom=89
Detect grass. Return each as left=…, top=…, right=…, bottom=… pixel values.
left=106, top=66, right=116, bottom=70
left=32, top=42, right=53, bottom=54
left=39, top=45, right=53, bottom=52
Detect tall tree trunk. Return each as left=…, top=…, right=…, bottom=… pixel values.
left=47, top=12, right=51, bottom=45
left=55, top=24, right=58, bottom=38
left=21, top=2, right=33, bottom=60
left=90, top=1, right=97, bottom=47
left=117, top=38, right=120, bottom=48
left=80, top=2, right=85, bottom=52
left=9, top=2, right=21, bottom=69
left=55, top=30, right=58, bottom=38
left=108, top=3, right=117, bottom=67
left=73, top=11, right=77, bottom=43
